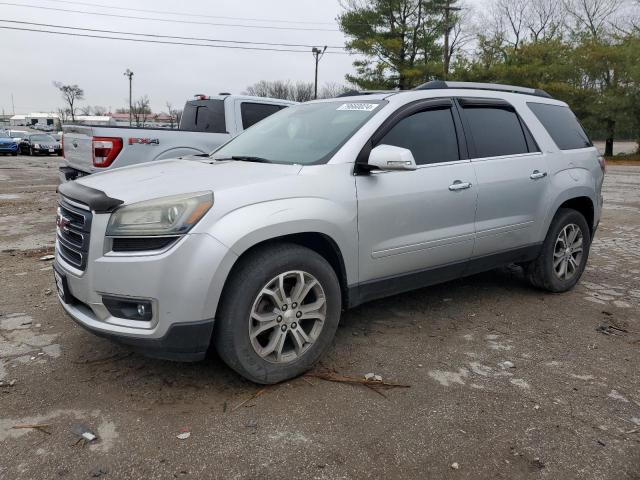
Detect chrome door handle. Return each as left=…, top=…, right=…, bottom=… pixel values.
left=449, top=181, right=472, bottom=191
left=530, top=170, right=548, bottom=180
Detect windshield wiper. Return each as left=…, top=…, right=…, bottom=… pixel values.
left=230, top=155, right=272, bottom=163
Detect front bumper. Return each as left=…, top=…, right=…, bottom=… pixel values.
left=0, top=145, right=18, bottom=153
left=34, top=147, right=60, bottom=154
left=55, top=209, right=238, bottom=361
left=63, top=303, right=214, bottom=361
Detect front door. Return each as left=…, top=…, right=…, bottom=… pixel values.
left=356, top=102, right=477, bottom=299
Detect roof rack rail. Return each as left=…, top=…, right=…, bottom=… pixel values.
left=414, top=81, right=553, bottom=99
left=336, top=90, right=397, bottom=98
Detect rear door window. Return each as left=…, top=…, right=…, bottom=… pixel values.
left=527, top=102, right=592, bottom=150
left=461, top=107, right=529, bottom=158
left=179, top=100, right=226, bottom=133
left=377, top=108, right=460, bottom=165
left=241, top=103, right=284, bottom=129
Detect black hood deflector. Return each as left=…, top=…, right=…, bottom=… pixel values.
left=58, top=181, right=124, bottom=213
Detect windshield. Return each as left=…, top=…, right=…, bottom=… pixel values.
left=11, top=131, right=26, bottom=138
left=30, top=134, right=55, bottom=141
left=211, top=100, right=385, bottom=165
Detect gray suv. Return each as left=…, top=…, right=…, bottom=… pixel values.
left=54, top=81, right=605, bottom=384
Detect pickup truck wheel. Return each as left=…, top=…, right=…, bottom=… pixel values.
left=214, top=243, right=341, bottom=384
left=525, top=208, right=591, bottom=292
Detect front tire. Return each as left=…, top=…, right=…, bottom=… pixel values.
left=214, top=243, right=342, bottom=384
left=526, top=208, right=591, bottom=292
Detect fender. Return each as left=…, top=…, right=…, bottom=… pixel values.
left=199, top=197, right=358, bottom=319
left=541, top=168, right=596, bottom=238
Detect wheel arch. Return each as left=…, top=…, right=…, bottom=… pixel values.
left=217, top=232, right=351, bottom=315
left=542, top=187, right=597, bottom=238
left=558, top=196, right=595, bottom=234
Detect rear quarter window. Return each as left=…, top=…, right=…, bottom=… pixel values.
left=241, top=103, right=285, bottom=129
left=527, top=103, right=592, bottom=150
left=180, top=100, right=226, bottom=133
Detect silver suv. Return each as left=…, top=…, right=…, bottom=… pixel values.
left=54, top=82, right=605, bottom=384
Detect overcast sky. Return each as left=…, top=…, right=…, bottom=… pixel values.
left=0, top=0, right=481, bottom=114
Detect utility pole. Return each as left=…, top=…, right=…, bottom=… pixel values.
left=123, top=69, right=133, bottom=127
left=312, top=46, right=327, bottom=100
left=441, top=0, right=461, bottom=80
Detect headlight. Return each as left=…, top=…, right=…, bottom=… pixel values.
left=106, top=192, right=213, bottom=236
left=34, top=143, right=40, bottom=148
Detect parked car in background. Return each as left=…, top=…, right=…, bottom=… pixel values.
left=54, top=81, right=604, bottom=384
left=60, top=94, right=295, bottom=181
left=9, top=130, right=29, bottom=143
left=19, top=133, right=62, bottom=155
left=0, top=135, right=18, bottom=155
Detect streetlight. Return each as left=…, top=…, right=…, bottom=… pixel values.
left=312, top=46, right=327, bottom=100
left=123, top=69, right=133, bottom=127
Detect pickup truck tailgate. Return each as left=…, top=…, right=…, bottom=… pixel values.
left=63, top=126, right=94, bottom=174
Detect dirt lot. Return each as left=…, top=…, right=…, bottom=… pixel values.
left=1, top=155, right=639, bottom=480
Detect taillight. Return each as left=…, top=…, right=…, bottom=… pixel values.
left=92, top=136, right=123, bottom=168
left=597, top=155, right=606, bottom=174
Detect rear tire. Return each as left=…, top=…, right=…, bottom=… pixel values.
left=525, top=208, right=591, bottom=292
left=214, top=243, right=341, bottom=384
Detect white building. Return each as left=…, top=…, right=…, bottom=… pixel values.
left=25, top=112, right=60, bottom=127
left=9, top=115, right=26, bottom=126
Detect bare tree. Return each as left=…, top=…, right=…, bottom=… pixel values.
left=93, top=106, right=107, bottom=116
left=290, top=82, right=314, bottom=102
left=495, top=0, right=528, bottom=52
left=563, top=0, right=624, bottom=38
left=526, top=0, right=563, bottom=41
left=78, top=105, right=92, bottom=116
left=53, top=82, right=84, bottom=122
left=130, top=96, right=151, bottom=127
left=446, top=3, right=476, bottom=69
left=161, top=103, right=182, bottom=128
left=245, top=80, right=293, bottom=100
left=318, top=81, right=350, bottom=99
left=56, top=107, right=69, bottom=126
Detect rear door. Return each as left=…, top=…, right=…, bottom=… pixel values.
left=356, top=99, right=477, bottom=293
left=456, top=98, right=550, bottom=257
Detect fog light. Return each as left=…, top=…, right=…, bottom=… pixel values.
left=102, top=296, right=153, bottom=321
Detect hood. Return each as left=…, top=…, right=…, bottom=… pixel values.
left=0, top=137, right=16, bottom=142
left=75, top=158, right=303, bottom=205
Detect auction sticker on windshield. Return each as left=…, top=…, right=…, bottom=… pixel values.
left=336, top=103, right=378, bottom=112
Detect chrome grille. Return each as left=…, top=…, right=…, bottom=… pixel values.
left=57, top=198, right=92, bottom=270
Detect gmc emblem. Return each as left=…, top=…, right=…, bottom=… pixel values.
left=56, top=213, right=71, bottom=233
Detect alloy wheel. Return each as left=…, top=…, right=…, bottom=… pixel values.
left=553, top=223, right=584, bottom=280
left=248, top=270, right=326, bottom=364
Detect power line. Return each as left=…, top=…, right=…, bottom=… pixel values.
left=0, top=2, right=342, bottom=32
left=38, top=0, right=338, bottom=26
left=0, top=24, right=350, bottom=54
left=0, top=19, right=347, bottom=49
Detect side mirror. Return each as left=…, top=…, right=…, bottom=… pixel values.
left=367, top=144, right=417, bottom=171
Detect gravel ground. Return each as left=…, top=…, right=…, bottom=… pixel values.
left=1, top=155, right=639, bottom=480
